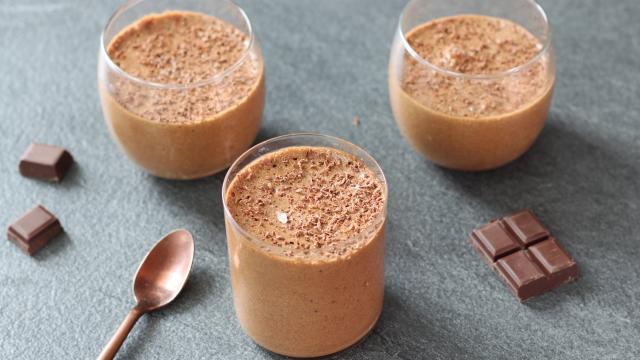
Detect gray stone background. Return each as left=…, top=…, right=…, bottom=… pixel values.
left=1, top=0, right=639, bottom=359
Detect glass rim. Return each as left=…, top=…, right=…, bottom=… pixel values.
left=397, top=0, right=552, bottom=80
left=221, top=132, right=388, bottom=259
left=99, top=0, right=255, bottom=90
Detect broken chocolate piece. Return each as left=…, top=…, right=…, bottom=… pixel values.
left=19, top=143, right=74, bottom=181
left=470, top=209, right=578, bottom=301
left=7, top=205, right=63, bottom=255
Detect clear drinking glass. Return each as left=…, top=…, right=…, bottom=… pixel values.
left=98, top=0, right=265, bottom=179
left=222, top=133, right=388, bottom=357
left=389, top=0, right=555, bottom=171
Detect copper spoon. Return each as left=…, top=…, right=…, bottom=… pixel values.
left=97, top=229, right=195, bottom=360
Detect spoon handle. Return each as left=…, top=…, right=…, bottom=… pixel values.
left=97, top=307, right=145, bottom=360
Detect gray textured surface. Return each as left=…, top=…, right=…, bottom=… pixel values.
left=1, top=0, right=639, bottom=359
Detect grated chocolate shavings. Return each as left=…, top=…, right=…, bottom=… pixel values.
left=226, top=146, right=385, bottom=258
left=400, top=15, right=550, bottom=118
left=106, top=11, right=261, bottom=124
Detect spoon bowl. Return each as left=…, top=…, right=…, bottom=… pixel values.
left=133, top=229, right=194, bottom=311
left=98, top=229, right=195, bottom=360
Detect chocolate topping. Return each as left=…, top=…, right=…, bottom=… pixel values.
left=106, top=11, right=261, bottom=123
left=402, top=15, right=550, bottom=118
left=226, top=146, right=385, bottom=258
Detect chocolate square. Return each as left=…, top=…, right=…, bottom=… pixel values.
left=19, top=143, right=74, bottom=182
left=528, top=238, right=579, bottom=283
left=494, top=251, right=546, bottom=300
left=471, top=221, right=520, bottom=262
left=7, top=205, right=63, bottom=255
left=503, top=209, right=549, bottom=246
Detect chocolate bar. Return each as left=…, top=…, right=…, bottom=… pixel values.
left=470, top=210, right=578, bottom=302
left=7, top=205, right=63, bottom=255
left=19, top=143, right=74, bottom=181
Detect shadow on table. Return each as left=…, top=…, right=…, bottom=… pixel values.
left=431, top=112, right=639, bottom=216
left=59, top=161, right=85, bottom=189
left=149, top=172, right=226, bottom=224
left=353, top=288, right=474, bottom=359
left=33, top=232, right=72, bottom=260
left=116, top=313, right=161, bottom=359
left=161, top=264, right=219, bottom=317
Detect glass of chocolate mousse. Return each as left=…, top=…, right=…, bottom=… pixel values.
left=222, top=133, right=388, bottom=357
left=98, top=0, right=265, bottom=179
left=389, top=0, right=555, bottom=171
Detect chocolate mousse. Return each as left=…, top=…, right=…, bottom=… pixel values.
left=224, top=146, right=387, bottom=357
left=389, top=15, right=555, bottom=170
left=99, top=11, right=265, bottom=179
